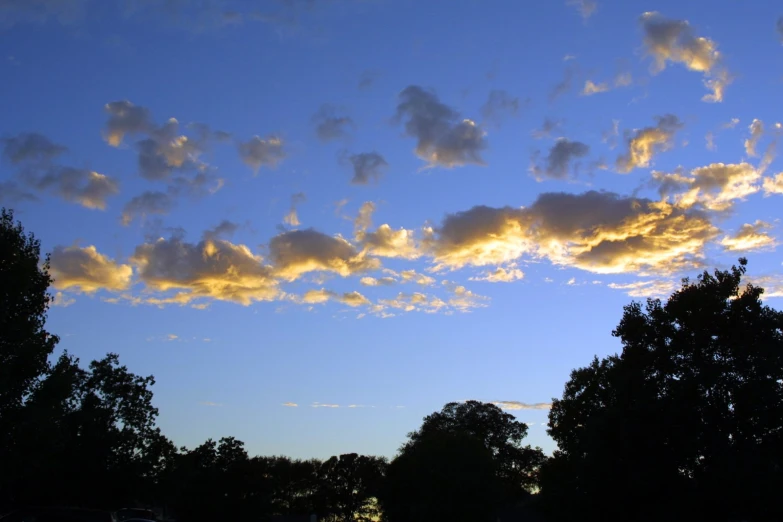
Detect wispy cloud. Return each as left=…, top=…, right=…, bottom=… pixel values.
left=282, top=402, right=298, bottom=407
left=492, top=401, right=552, bottom=410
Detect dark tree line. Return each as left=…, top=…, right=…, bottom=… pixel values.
left=3, top=206, right=783, bottom=522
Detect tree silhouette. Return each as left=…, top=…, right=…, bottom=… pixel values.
left=380, top=401, right=545, bottom=522
left=407, top=401, right=546, bottom=499
left=381, top=431, right=501, bottom=522
left=316, top=453, right=387, bottom=522
left=542, top=259, right=783, bottom=522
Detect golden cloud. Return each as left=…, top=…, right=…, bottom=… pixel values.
left=653, top=162, right=760, bottom=211
left=299, top=288, right=371, bottom=307
left=131, top=236, right=279, bottom=305
left=491, top=401, right=552, bottom=411
left=269, top=228, right=380, bottom=281
left=608, top=279, right=677, bottom=298
left=763, top=173, right=783, bottom=195
left=640, top=12, right=731, bottom=102
left=720, top=221, right=777, bottom=252
left=50, top=245, right=133, bottom=293
left=469, top=266, right=525, bottom=283
left=426, top=190, right=718, bottom=275
left=616, top=114, right=683, bottom=173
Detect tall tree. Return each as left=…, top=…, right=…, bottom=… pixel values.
left=317, top=453, right=387, bottom=522
left=543, top=259, right=783, bottom=522
left=407, top=401, right=546, bottom=497
left=0, top=208, right=58, bottom=416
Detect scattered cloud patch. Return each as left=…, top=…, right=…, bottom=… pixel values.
left=608, top=279, right=676, bottom=298
left=720, top=221, right=777, bottom=252
left=283, top=192, right=307, bottom=226
left=616, top=114, right=683, bottom=173
left=480, top=90, right=523, bottom=125
left=531, top=138, right=590, bottom=180
left=238, top=135, right=285, bottom=172
left=312, top=104, right=354, bottom=141
left=581, top=80, right=609, bottom=96
left=492, top=401, right=552, bottom=410
left=469, top=266, right=525, bottom=283
left=282, top=402, right=298, bottom=407
left=640, top=12, right=731, bottom=102
left=653, top=162, right=760, bottom=211
left=121, top=191, right=174, bottom=225
left=395, top=85, right=487, bottom=168
left=346, top=152, right=388, bottom=185
left=132, top=235, right=280, bottom=305
left=269, top=228, right=380, bottom=281
left=50, top=245, right=133, bottom=293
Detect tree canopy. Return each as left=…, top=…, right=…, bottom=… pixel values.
left=543, top=259, right=783, bottom=522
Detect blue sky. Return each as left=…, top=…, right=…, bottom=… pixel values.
left=2, top=0, right=783, bottom=459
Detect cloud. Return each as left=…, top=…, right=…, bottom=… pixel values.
left=469, top=266, right=525, bottom=283
left=283, top=192, right=306, bottom=226
left=238, top=135, right=286, bottom=172
left=50, top=245, right=133, bottom=293
left=203, top=220, right=239, bottom=240
left=121, top=191, right=174, bottom=225
left=27, top=167, right=119, bottom=210
left=720, top=221, right=777, bottom=252
left=2, top=132, right=67, bottom=164
left=103, top=100, right=155, bottom=147
left=282, top=402, right=298, bottom=407
left=200, top=401, right=222, bottom=407
left=778, top=17, right=783, bottom=43
left=2, top=133, right=118, bottom=209
left=354, top=201, right=375, bottom=234
left=745, top=119, right=765, bottom=157
left=358, top=225, right=420, bottom=259
left=312, top=104, right=354, bottom=141
left=399, top=270, right=435, bottom=286
left=616, top=114, right=683, bottom=173
left=614, top=71, right=633, bottom=87
left=653, top=162, right=760, bottom=211
left=492, top=401, right=552, bottom=410
left=311, top=402, right=340, bottom=408
left=0, top=181, right=36, bottom=203
left=763, top=172, right=783, bottom=195
left=269, top=228, right=380, bottom=281
left=532, top=118, right=562, bottom=139
left=480, top=90, right=523, bottom=124
left=549, top=67, right=574, bottom=101
left=299, top=288, right=371, bottom=307
left=347, top=152, right=388, bottom=185
left=608, top=279, right=676, bottom=298
left=360, top=276, right=396, bottom=286
left=640, top=12, right=731, bottom=102
left=132, top=235, right=280, bottom=305
left=425, top=190, right=717, bottom=275
left=395, top=85, right=487, bottom=168
left=531, top=139, right=590, bottom=180
left=581, top=80, right=609, bottom=96
left=722, top=118, right=741, bottom=129
left=52, top=291, right=76, bottom=307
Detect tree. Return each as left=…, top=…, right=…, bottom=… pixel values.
left=407, top=401, right=546, bottom=498
left=0, top=208, right=59, bottom=418
left=380, top=401, right=545, bottom=522
left=543, top=259, right=783, bottom=522
left=380, top=431, right=501, bottom=522
left=0, top=208, right=172, bottom=511
left=316, top=453, right=387, bottom=522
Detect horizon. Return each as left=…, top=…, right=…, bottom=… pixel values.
left=2, top=0, right=782, bottom=461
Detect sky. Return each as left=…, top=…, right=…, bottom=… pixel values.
left=2, top=0, right=783, bottom=460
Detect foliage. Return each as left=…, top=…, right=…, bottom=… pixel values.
left=316, top=453, right=387, bottom=522
left=543, top=259, right=783, bottom=522
left=381, top=431, right=501, bottom=522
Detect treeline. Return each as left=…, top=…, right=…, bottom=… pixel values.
left=2, top=206, right=783, bottom=522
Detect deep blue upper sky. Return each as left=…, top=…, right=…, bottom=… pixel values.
left=2, top=0, right=782, bottom=459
